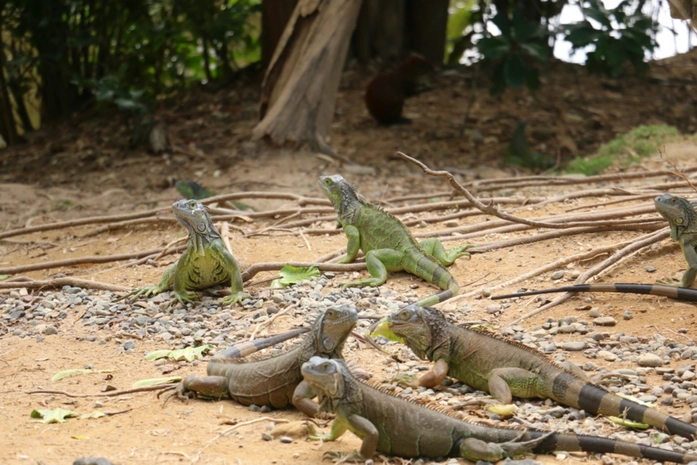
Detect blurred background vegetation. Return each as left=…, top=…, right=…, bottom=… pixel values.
left=0, top=0, right=688, bottom=148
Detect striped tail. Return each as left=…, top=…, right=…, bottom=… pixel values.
left=212, top=327, right=310, bottom=361
left=416, top=289, right=455, bottom=307
left=551, top=371, right=697, bottom=439
left=531, top=431, right=697, bottom=463
left=491, top=283, right=697, bottom=301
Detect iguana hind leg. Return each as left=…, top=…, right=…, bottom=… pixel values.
left=419, top=238, right=472, bottom=266
left=489, top=367, right=544, bottom=404
left=340, top=249, right=403, bottom=288
left=459, top=431, right=552, bottom=462
left=162, top=374, right=230, bottom=405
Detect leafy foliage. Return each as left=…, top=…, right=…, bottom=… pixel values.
left=272, top=264, right=321, bottom=288
left=564, top=0, right=658, bottom=76
left=1, top=0, right=261, bottom=128
left=476, top=8, right=549, bottom=94
left=31, top=408, right=78, bottom=423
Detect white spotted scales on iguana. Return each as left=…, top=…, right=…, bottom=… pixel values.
left=319, top=174, right=470, bottom=306
left=299, top=356, right=697, bottom=463
left=382, top=304, right=697, bottom=439
left=120, top=199, right=250, bottom=306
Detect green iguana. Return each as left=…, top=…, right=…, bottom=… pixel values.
left=119, top=199, right=250, bottom=306
left=654, top=193, right=697, bottom=288
left=380, top=304, right=697, bottom=439
left=300, top=356, right=697, bottom=463
left=319, top=174, right=470, bottom=306
left=491, top=283, right=697, bottom=302
left=163, top=306, right=357, bottom=416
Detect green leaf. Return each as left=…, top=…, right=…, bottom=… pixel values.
left=369, top=320, right=404, bottom=343
left=31, top=408, right=78, bottom=423
left=477, top=36, right=511, bottom=60
left=0, top=274, right=10, bottom=281
left=80, top=411, right=106, bottom=420
left=582, top=5, right=612, bottom=28
left=609, top=416, right=650, bottom=429
left=132, top=376, right=182, bottom=388
left=565, top=23, right=602, bottom=47
left=519, top=42, right=548, bottom=62
left=51, top=368, right=114, bottom=382
left=271, top=264, right=320, bottom=288
left=144, top=345, right=212, bottom=362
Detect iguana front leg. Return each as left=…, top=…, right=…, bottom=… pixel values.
left=679, top=238, right=697, bottom=288
left=313, top=414, right=378, bottom=465
left=209, top=242, right=252, bottom=306
left=336, top=225, right=361, bottom=264
left=419, top=238, right=472, bottom=266
left=117, top=264, right=177, bottom=301
left=340, top=249, right=403, bottom=288
left=416, top=358, right=449, bottom=388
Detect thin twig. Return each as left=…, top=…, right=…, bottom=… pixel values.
left=0, top=277, right=129, bottom=292
left=204, top=417, right=289, bottom=448
left=25, top=384, right=177, bottom=398
left=506, top=228, right=671, bottom=325
left=248, top=303, right=300, bottom=340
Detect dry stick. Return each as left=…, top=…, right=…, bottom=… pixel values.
left=0, top=277, right=129, bottom=292
left=204, top=417, right=290, bottom=448
left=564, top=193, right=661, bottom=212
left=506, top=228, right=672, bottom=326
left=0, top=248, right=168, bottom=275
left=397, top=152, right=645, bottom=230
left=25, top=384, right=177, bottom=398
left=0, top=208, right=169, bottom=241
left=242, top=262, right=365, bottom=282
left=456, top=237, right=641, bottom=301
left=248, top=303, right=300, bottom=341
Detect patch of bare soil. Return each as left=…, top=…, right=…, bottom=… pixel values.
left=1, top=52, right=697, bottom=465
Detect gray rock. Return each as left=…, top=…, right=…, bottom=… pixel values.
left=636, top=353, right=664, bottom=367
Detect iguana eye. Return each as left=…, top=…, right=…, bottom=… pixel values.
left=326, top=309, right=338, bottom=318
left=398, top=310, right=411, bottom=321
left=197, top=222, right=206, bottom=232
left=676, top=218, right=684, bottom=224
left=187, top=200, right=197, bottom=208
left=325, top=179, right=333, bottom=186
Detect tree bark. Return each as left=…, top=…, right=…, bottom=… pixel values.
left=261, top=0, right=298, bottom=70
left=353, top=0, right=404, bottom=64
left=406, top=0, right=449, bottom=65
left=253, top=0, right=362, bottom=155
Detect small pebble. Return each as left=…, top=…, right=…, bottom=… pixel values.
left=279, top=436, right=293, bottom=444
left=636, top=353, right=664, bottom=368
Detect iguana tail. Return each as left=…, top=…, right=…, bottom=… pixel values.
left=211, top=327, right=310, bottom=362
left=415, top=289, right=455, bottom=307
left=529, top=430, right=696, bottom=463
left=551, top=373, right=697, bottom=439
left=491, top=283, right=697, bottom=302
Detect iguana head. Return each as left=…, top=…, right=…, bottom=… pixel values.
left=301, top=356, right=346, bottom=399
left=315, top=306, right=358, bottom=358
left=318, top=175, right=364, bottom=219
left=387, top=304, right=446, bottom=360
left=172, top=199, right=220, bottom=240
left=654, top=194, right=697, bottom=242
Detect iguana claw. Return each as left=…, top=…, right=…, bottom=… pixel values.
left=158, top=379, right=197, bottom=406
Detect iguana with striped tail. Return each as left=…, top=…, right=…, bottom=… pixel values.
left=380, top=304, right=697, bottom=439
left=491, top=283, right=697, bottom=302
left=300, top=356, right=697, bottom=463
left=161, top=306, right=357, bottom=417
left=654, top=193, right=697, bottom=288
left=319, top=174, right=470, bottom=306
left=118, top=199, right=250, bottom=306
left=491, top=193, right=697, bottom=302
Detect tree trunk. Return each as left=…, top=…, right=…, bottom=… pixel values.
left=261, top=0, right=298, bottom=70
left=406, top=0, right=448, bottom=64
left=353, top=0, right=404, bottom=64
left=253, top=0, right=362, bottom=155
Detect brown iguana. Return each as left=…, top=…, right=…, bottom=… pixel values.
left=380, top=304, right=697, bottom=439
left=319, top=174, right=470, bottom=306
left=655, top=193, right=697, bottom=288
left=163, top=306, right=357, bottom=416
left=491, top=283, right=697, bottom=302
left=119, top=199, right=250, bottom=306
left=300, top=356, right=697, bottom=463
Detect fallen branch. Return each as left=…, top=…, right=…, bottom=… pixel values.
left=506, top=228, right=671, bottom=325
left=0, top=277, right=129, bottom=292
left=25, top=384, right=176, bottom=398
